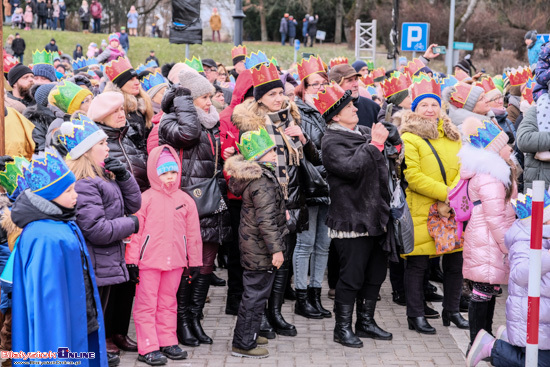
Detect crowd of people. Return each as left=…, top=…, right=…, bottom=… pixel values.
left=1, top=28, right=550, bottom=367
left=279, top=13, right=319, bottom=47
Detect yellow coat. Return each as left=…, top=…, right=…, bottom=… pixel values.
left=209, top=14, right=221, bottom=31
left=5, top=107, right=35, bottom=160
left=400, top=111, right=462, bottom=257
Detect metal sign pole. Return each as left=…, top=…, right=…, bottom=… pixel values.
left=446, top=0, right=455, bottom=75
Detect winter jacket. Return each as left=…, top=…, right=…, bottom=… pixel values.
left=11, top=38, right=25, bottom=55
left=73, top=45, right=83, bottom=60
left=279, top=17, right=288, bottom=34
left=302, top=20, right=308, bottom=38
left=400, top=111, right=462, bottom=257
left=78, top=6, right=89, bottom=22
left=209, top=14, right=221, bottom=31
left=307, top=19, right=317, bottom=36
left=288, top=19, right=297, bottom=38
left=96, top=46, right=125, bottom=64
left=516, top=105, right=550, bottom=191
left=225, top=155, right=287, bottom=270
left=119, top=33, right=129, bottom=50
left=504, top=222, right=550, bottom=349
left=5, top=107, right=35, bottom=160
left=159, top=93, right=231, bottom=244
left=23, top=8, right=32, bottom=23
left=90, top=1, right=101, bottom=19
left=126, top=145, right=202, bottom=270
left=493, top=109, right=516, bottom=142
left=355, top=96, right=381, bottom=128
left=528, top=37, right=545, bottom=67
left=46, top=6, right=52, bottom=19
left=74, top=173, right=141, bottom=287
left=458, top=144, right=516, bottom=284
left=58, top=4, right=66, bottom=19
left=36, top=1, right=46, bottom=17
left=23, top=103, right=56, bottom=154
left=96, top=122, right=149, bottom=192
left=534, top=42, right=550, bottom=101
left=45, top=42, right=58, bottom=53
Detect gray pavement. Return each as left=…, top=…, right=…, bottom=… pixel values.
left=119, top=270, right=505, bottom=367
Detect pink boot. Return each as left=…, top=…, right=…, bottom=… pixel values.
left=466, top=329, right=495, bottom=367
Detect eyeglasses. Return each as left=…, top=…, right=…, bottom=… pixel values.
left=488, top=96, right=504, bottom=103
left=206, top=67, right=218, bottom=73
left=309, top=82, right=330, bottom=90
left=219, top=73, right=227, bottom=76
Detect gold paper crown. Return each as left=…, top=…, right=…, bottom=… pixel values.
left=329, top=57, right=349, bottom=68
left=297, top=56, right=325, bottom=82
left=251, top=62, right=280, bottom=87
left=381, top=72, right=412, bottom=98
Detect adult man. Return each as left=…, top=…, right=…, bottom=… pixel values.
left=329, top=64, right=380, bottom=128
left=44, top=38, right=58, bottom=53
left=288, top=16, right=297, bottom=46
left=145, top=50, right=159, bottom=66
left=12, top=33, right=25, bottom=64
left=279, top=14, right=288, bottom=46
left=203, top=58, right=232, bottom=104
left=7, top=63, right=35, bottom=110
left=90, top=0, right=102, bottom=33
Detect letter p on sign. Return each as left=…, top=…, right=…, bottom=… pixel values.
left=407, top=26, right=422, bottom=48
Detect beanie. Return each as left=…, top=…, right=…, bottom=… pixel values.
left=157, top=148, right=179, bottom=176
left=462, top=85, right=484, bottom=112
left=165, top=62, right=193, bottom=84
left=113, top=68, right=138, bottom=89
left=525, top=30, right=538, bottom=43
left=352, top=60, right=368, bottom=73
left=87, top=91, right=125, bottom=122
left=411, top=94, right=441, bottom=112
left=8, top=63, right=33, bottom=86
left=34, top=83, right=56, bottom=107
left=108, top=33, right=120, bottom=43
left=146, top=83, right=168, bottom=101
left=253, top=79, right=284, bottom=101
left=178, top=70, right=214, bottom=99
left=33, top=64, right=57, bottom=82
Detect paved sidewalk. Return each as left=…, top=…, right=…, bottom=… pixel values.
left=119, top=270, right=506, bottom=367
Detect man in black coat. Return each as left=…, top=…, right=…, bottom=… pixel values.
left=328, top=64, right=380, bottom=128
left=12, top=33, right=26, bottom=64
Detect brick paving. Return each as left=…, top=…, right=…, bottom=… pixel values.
left=119, top=270, right=506, bottom=367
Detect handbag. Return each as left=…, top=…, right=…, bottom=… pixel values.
left=299, top=157, right=329, bottom=200
left=181, top=133, right=227, bottom=219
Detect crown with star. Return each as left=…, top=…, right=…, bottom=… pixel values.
left=403, top=58, right=425, bottom=78
left=105, top=57, right=134, bottom=82
left=508, top=66, right=531, bottom=86
left=410, top=73, right=441, bottom=103
left=437, top=75, right=458, bottom=93
left=329, top=57, right=349, bottom=68
left=0, top=156, right=30, bottom=199
left=72, top=57, right=88, bottom=71
left=58, top=114, right=108, bottom=160
left=512, top=189, right=550, bottom=223
left=3, top=52, right=18, bottom=74
left=251, top=62, right=280, bottom=88
left=32, top=50, right=53, bottom=65
left=475, top=77, right=498, bottom=94
left=23, top=148, right=75, bottom=200
left=297, top=55, right=325, bottom=82
left=236, top=128, right=276, bottom=161
left=184, top=56, right=204, bottom=73
left=141, top=71, right=167, bottom=92
left=313, top=82, right=348, bottom=116
left=380, top=72, right=412, bottom=98
left=245, top=51, right=269, bottom=70
left=232, top=45, right=247, bottom=59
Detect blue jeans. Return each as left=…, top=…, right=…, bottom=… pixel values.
left=52, top=17, right=58, bottom=30
left=293, top=204, right=330, bottom=289
left=93, top=18, right=101, bottom=33
left=281, top=32, right=287, bottom=46
left=492, top=340, right=550, bottom=367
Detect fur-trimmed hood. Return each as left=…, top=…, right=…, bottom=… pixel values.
left=458, top=143, right=511, bottom=186
left=399, top=110, right=461, bottom=141
left=232, top=98, right=301, bottom=133
left=224, top=154, right=263, bottom=197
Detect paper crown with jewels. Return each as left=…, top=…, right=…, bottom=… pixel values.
left=237, top=128, right=276, bottom=161
left=87, top=57, right=98, bottom=66
left=72, top=57, right=88, bottom=71
left=463, top=118, right=508, bottom=152
left=512, top=189, right=550, bottom=224
left=58, top=114, right=108, bottom=160
left=135, top=60, right=159, bottom=75
left=3, top=52, right=18, bottom=74
left=48, top=81, right=93, bottom=114
left=232, top=45, right=247, bottom=60
left=522, top=77, right=535, bottom=105
left=313, top=82, right=352, bottom=121
left=437, top=75, right=458, bottom=93
left=32, top=50, right=53, bottom=65
left=449, top=82, right=477, bottom=109
left=0, top=156, right=30, bottom=199
left=410, top=73, right=441, bottom=103
left=297, top=55, right=325, bottom=81
left=329, top=57, right=348, bottom=68
left=372, top=67, right=386, bottom=81
left=454, top=68, right=470, bottom=81
left=245, top=51, right=269, bottom=70
left=475, top=77, right=498, bottom=94
left=105, top=57, right=134, bottom=82
left=23, top=148, right=76, bottom=201
left=141, top=71, right=167, bottom=92
left=183, top=56, right=204, bottom=73
left=403, top=58, right=425, bottom=78
left=251, top=62, right=280, bottom=87
left=380, top=72, right=412, bottom=98
left=360, top=74, right=374, bottom=86
left=508, top=66, right=531, bottom=86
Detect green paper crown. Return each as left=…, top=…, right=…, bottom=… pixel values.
left=366, top=60, right=374, bottom=70
left=32, top=50, right=53, bottom=65
left=237, top=128, right=276, bottom=161
left=270, top=57, right=279, bottom=68
left=0, top=156, right=30, bottom=196
left=184, top=56, right=204, bottom=73
left=49, top=81, right=85, bottom=113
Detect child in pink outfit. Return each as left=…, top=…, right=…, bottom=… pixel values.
left=126, top=145, right=202, bottom=366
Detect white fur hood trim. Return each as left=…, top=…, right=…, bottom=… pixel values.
left=458, top=143, right=511, bottom=186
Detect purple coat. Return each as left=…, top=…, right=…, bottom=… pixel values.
left=504, top=221, right=550, bottom=349
left=75, top=174, right=142, bottom=287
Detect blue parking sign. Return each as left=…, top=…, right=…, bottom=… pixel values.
left=401, top=23, right=430, bottom=52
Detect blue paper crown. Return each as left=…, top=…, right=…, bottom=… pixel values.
left=140, top=71, right=167, bottom=92
left=245, top=51, right=269, bottom=70
left=512, top=190, right=550, bottom=220
left=87, top=57, right=98, bottom=66
left=58, top=114, right=107, bottom=159
left=437, top=75, right=458, bottom=93
left=135, top=64, right=147, bottom=75
left=366, top=85, right=377, bottom=96
left=145, top=60, right=158, bottom=68
left=467, top=119, right=504, bottom=150
left=23, top=148, right=76, bottom=201
left=526, top=77, right=535, bottom=89
left=72, top=57, right=88, bottom=71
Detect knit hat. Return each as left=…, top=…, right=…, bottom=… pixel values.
left=455, top=55, right=476, bottom=77
left=48, top=81, right=93, bottom=114
left=87, top=92, right=124, bottom=122
left=237, top=128, right=276, bottom=161
left=7, top=63, right=33, bottom=86
left=157, top=148, right=179, bottom=175
left=58, top=114, right=108, bottom=160
left=461, top=117, right=509, bottom=153
left=525, top=30, right=538, bottom=43
left=141, top=71, right=168, bottom=100
left=33, top=64, right=57, bottom=82
left=512, top=188, right=550, bottom=227
left=250, top=62, right=284, bottom=101
left=166, top=62, right=194, bottom=84
left=108, top=33, right=120, bottom=44
left=443, top=83, right=484, bottom=112
left=178, top=70, right=215, bottom=99
left=352, top=60, right=368, bottom=73
left=34, top=83, right=56, bottom=107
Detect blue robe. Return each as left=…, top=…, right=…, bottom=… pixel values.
left=13, top=219, right=107, bottom=367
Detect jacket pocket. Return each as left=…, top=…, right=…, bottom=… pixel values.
left=139, top=235, right=150, bottom=260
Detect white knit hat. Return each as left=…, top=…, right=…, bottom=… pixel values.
left=178, top=70, right=215, bottom=100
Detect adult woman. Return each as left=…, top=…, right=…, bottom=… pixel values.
left=400, top=75, right=467, bottom=334
left=58, top=0, right=66, bottom=31
left=45, top=0, right=53, bottom=30
left=78, top=0, right=90, bottom=32
left=292, top=56, right=331, bottom=319
left=37, top=0, right=47, bottom=29
left=478, top=78, right=515, bottom=140
left=127, top=6, right=138, bottom=36
left=159, top=70, right=231, bottom=346
left=231, top=61, right=321, bottom=337
left=444, top=82, right=493, bottom=132
left=52, top=0, right=59, bottom=30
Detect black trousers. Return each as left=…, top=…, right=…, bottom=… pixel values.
left=227, top=200, right=244, bottom=297
left=97, top=285, right=111, bottom=313
left=104, top=281, right=135, bottom=337
left=327, top=240, right=339, bottom=289
left=232, top=270, right=276, bottom=350
left=389, top=256, right=405, bottom=294
left=333, top=236, right=387, bottom=305
left=404, top=251, right=463, bottom=317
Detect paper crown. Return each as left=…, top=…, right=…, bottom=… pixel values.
left=372, top=67, right=386, bottom=81
left=245, top=51, right=269, bottom=70
left=135, top=64, right=147, bottom=75
left=232, top=45, right=247, bottom=59
left=237, top=128, right=276, bottom=161
left=58, top=114, right=108, bottom=160
left=72, top=57, right=88, bottom=71
left=87, top=57, right=98, bottom=66
left=313, top=82, right=347, bottom=116
left=437, top=75, right=458, bottom=93
left=454, top=68, right=470, bottom=81
left=251, top=62, right=280, bottom=88
left=329, top=57, right=349, bottom=68
left=465, top=119, right=507, bottom=150
left=512, top=189, right=550, bottom=222
left=522, top=77, right=535, bottom=104
left=3, top=52, right=18, bottom=74
left=297, top=55, right=325, bottom=81
left=32, top=50, right=53, bottom=65
left=410, top=74, right=441, bottom=103
left=366, top=60, right=374, bottom=70
left=48, top=81, right=92, bottom=114
left=403, top=58, right=425, bottom=78
left=366, top=85, right=377, bottom=96
left=0, top=156, right=30, bottom=199
left=184, top=56, right=204, bottom=73
left=508, top=67, right=531, bottom=86
left=449, top=82, right=476, bottom=109
left=380, top=72, right=412, bottom=98
left=360, top=74, right=374, bottom=86
left=145, top=59, right=158, bottom=69
left=23, top=148, right=76, bottom=201
left=105, top=57, right=133, bottom=82
left=141, top=71, right=167, bottom=92
left=270, top=57, right=279, bottom=68
left=475, top=77, right=498, bottom=94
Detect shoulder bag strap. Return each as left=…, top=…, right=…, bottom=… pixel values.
left=181, top=145, right=199, bottom=187
left=423, top=139, right=447, bottom=185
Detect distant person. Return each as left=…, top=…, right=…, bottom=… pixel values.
left=127, top=5, right=138, bottom=36
left=302, top=15, right=309, bottom=44
left=78, top=0, right=90, bottom=33
left=87, top=42, right=99, bottom=57
left=45, top=0, right=53, bottom=30
left=525, top=30, right=545, bottom=67
left=58, top=0, right=66, bottom=31
left=44, top=38, right=58, bottom=53
left=90, top=0, right=102, bottom=33
left=145, top=50, right=159, bottom=66
left=52, top=0, right=59, bottom=30
left=209, top=8, right=221, bottom=42
left=23, top=5, right=33, bottom=30
left=5, top=34, right=15, bottom=55
left=307, top=15, right=319, bottom=47
left=73, top=44, right=83, bottom=59
left=4, top=0, right=12, bottom=24
left=119, top=27, right=129, bottom=53
left=287, top=15, right=297, bottom=46
left=12, top=33, right=25, bottom=63
left=36, top=0, right=46, bottom=29
left=279, top=13, right=288, bottom=46
left=11, top=8, right=24, bottom=30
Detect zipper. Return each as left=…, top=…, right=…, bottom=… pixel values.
left=183, top=235, right=187, bottom=262
left=139, top=235, right=150, bottom=260
left=119, top=135, right=135, bottom=176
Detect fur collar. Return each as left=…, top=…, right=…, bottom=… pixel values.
left=232, top=99, right=301, bottom=133
left=224, top=155, right=263, bottom=197
left=399, top=110, right=461, bottom=141
left=458, top=144, right=511, bottom=186
left=104, top=82, right=147, bottom=115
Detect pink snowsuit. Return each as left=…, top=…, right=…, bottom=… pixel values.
left=126, top=144, right=202, bottom=355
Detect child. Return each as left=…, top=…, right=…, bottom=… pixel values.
left=459, top=117, right=517, bottom=345
left=11, top=8, right=23, bottom=30
left=126, top=145, right=202, bottom=365
left=58, top=114, right=141, bottom=366
left=466, top=189, right=550, bottom=366
left=10, top=148, right=108, bottom=366
left=23, top=6, right=32, bottom=30
left=224, top=128, right=286, bottom=359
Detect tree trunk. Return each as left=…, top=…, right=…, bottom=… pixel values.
left=455, top=0, right=478, bottom=32
left=335, top=0, right=343, bottom=44
left=304, top=0, right=313, bottom=15
left=259, top=0, right=268, bottom=42
left=345, top=0, right=365, bottom=49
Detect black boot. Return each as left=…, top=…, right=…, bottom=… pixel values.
left=355, top=298, right=392, bottom=340
left=259, top=311, right=276, bottom=339
left=407, top=316, right=436, bottom=334
left=225, top=293, right=242, bottom=316
left=210, top=272, right=226, bottom=287
left=267, top=268, right=297, bottom=336
left=442, top=309, right=469, bottom=329
left=295, top=289, right=323, bottom=319
left=333, top=301, right=363, bottom=348
left=468, top=300, right=489, bottom=343
left=485, top=297, right=496, bottom=336
left=308, top=287, right=332, bottom=318
left=176, top=276, right=199, bottom=347
left=189, top=274, right=213, bottom=344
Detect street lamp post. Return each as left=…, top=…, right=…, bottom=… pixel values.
left=233, top=0, right=246, bottom=46
left=446, top=0, right=455, bottom=75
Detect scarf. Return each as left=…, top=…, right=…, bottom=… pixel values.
left=196, top=105, right=219, bottom=129
left=327, top=122, right=362, bottom=135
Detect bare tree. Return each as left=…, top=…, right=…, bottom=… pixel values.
left=334, top=0, right=344, bottom=44
left=455, top=0, right=478, bottom=32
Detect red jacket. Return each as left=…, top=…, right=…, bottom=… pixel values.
left=126, top=145, right=203, bottom=270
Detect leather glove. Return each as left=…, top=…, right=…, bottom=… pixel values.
left=127, top=264, right=139, bottom=284
left=161, top=84, right=191, bottom=113
left=128, top=215, right=139, bottom=234
left=104, top=157, right=130, bottom=181
left=188, top=266, right=200, bottom=283
left=0, top=156, right=14, bottom=172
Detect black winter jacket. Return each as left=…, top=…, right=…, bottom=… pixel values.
left=11, top=38, right=25, bottom=55
left=23, top=104, right=57, bottom=154
left=355, top=96, right=380, bottom=128
left=37, top=1, right=47, bottom=16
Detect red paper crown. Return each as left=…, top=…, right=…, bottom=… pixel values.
left=105, top=57, right=133, bottom=82
left=403, top=58, right=425, bottom=78
left=410, top=74, right=441, bottom=102
left=232, top=45, right=247, bottom=59
left=360, top=74, right=374, bottom=86
left=454, top=69, right=470, bottom=81
left=475, top=77, right=497, bottom=93
left=329, top=57, right=348, bottom=68
left=508, top=67, right=531, bottom=87
left=372, top=67, right=386, bottom=80
left=313, top=82, right=346, bottom=116
left=297, top=56, right=325, bottom=81
left=251, top=62, right=280, bottom=87
left=449, top=82, right=474, bottom=109
left=522, top=78, right=535, bottom=105
left=381, top=72, right=412, bottom=98
left=3, top=52, right=18, bottom=74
